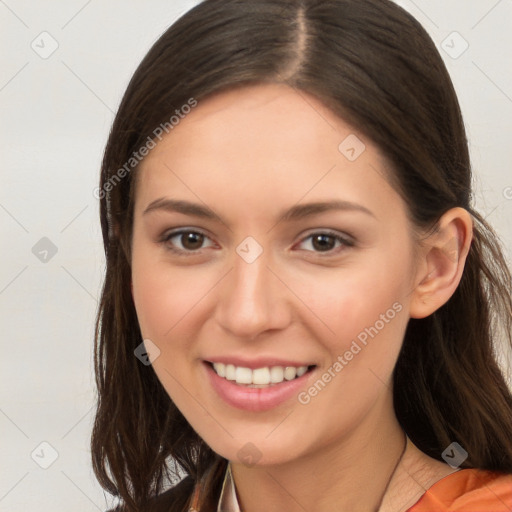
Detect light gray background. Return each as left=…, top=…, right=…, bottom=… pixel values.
left=1, top=1, right=511, bottom=510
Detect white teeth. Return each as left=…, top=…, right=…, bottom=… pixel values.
left=225, top=364, right=236, bottom=381
left=212, top=363, right=310, bottom=386
left=284, top=367, right=297, bottom=380
left=296, top=366, right=307, bottom=377
left=235, top=366, right=252, bottom=384
left=270, top=366, right=284, bottom=383
left=213, top=362, right=226, bottom=377
left=252, top=367, right=270, bottom=385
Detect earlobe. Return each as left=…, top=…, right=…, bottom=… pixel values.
left=409, top=207, right=473, bottom=319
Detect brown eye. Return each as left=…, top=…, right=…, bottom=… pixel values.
left=181, top=232, right=204, bottom=250
left=296, top=231, right=353, bottom=254
left=162, top=229, right=214, bottom=254
left=311, top=234, right=336, bottom=252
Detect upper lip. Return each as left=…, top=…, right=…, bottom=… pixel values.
left=204, top=357, right=316, bottom=369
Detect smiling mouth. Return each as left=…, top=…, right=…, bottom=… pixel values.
left=207, top=362, right=316, bottom=387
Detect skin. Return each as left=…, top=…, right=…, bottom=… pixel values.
left=130, top=83, right=473, bottom=511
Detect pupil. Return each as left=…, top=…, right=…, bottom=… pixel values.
left=183, top=232, right=203, bottom=250
left=313, top=234, right=334, bottom=251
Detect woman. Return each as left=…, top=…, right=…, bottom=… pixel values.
left=92, top=0, right=512, bottom=510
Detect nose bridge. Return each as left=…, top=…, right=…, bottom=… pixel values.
left=215, top=245, right=287, bottom=338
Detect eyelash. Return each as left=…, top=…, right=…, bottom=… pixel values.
left=159, top=228, right=354, bottom=257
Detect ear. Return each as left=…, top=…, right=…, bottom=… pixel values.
left=409, top=207, right=473, bottom=319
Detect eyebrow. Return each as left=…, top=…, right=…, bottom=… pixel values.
left=142, top=198, right=376, bottom=223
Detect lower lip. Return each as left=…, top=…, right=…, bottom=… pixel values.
left=204, top=362, right=315, bottom=412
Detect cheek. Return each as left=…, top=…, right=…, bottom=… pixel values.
left=288, top=253, right=411, bottom=366
left=131, top=245, right=209, bottom=341
left=298, top=270, right=406, bottom=335
left=131, top=254, right=207, bottom=402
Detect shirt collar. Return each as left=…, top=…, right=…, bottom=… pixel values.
left=217, top=462, right=240, bottom=512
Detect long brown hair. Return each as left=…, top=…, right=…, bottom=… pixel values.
left=91, top=0, right=512, bottom=510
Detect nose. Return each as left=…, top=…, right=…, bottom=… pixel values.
left=214, top=248, right=291, bottom=340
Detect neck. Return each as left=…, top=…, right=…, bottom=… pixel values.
left=231, top=394, right=407, bottom=512
left=379, top=440, right=460, bottom=512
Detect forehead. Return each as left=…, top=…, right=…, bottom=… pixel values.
left=149, top=83, right=355, bottom=159
left=134, top=83, right=405, bottom=223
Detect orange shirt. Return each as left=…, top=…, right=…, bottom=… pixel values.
left=408, top=468, right=512, bottom=511
left=186, top=464, right=512, bottom=511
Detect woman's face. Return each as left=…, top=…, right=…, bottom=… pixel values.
left=131, top=83, right=421, bottom=465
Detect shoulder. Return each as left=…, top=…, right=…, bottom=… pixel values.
left=409, top=468, right=512, bottom=512
left=105, top=475, right=195, bottom=512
